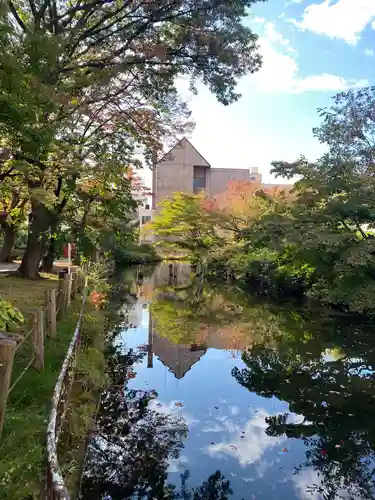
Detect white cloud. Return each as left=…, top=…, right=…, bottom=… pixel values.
left=203, top=409, right=285, bottom=467
left=251, top=16, right=266, bottom=24
left=263, top=22, right=296, bottom=54
left=290, top=0, right=375, bottom=44
left=247, top=28, right=368, bottom=94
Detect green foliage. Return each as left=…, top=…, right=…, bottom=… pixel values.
left=149, top=192, right=225, bottom=263
left=0, top=299, right=23, bottom=331
left=112, top=241, right=161, bottom=266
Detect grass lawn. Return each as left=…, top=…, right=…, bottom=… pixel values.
left=0, top=273, right=59, bottom=335
left=0, top=273, right=100, bottom=500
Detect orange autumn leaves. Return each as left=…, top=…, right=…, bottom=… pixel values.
left=200, top=180, right=291, bottom=228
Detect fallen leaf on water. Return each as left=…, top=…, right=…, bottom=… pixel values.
left=214, top=406, right=219, bottom=410
left=175, top=402, right=184, bottom=407
left=282, top=448, right=288, bottom=453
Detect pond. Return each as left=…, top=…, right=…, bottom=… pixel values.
left=80, top=263, right=375, bottom=500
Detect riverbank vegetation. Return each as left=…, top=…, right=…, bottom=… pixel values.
left=150, top=87, right=375, bottom=314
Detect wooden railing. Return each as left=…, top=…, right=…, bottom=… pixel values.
left=46, top=281, right=87, bottom=500
left=0, top=271, right=85, bottom=436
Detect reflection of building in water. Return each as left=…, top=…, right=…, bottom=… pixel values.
left=131, top=263, right=193, bottom=302
left=131, top=263, right=248, bottom=376
left=196, top=326, right=248, bottom=352
left=128, top=302, right=144, bottom=328
left=152, top=335, right=206, bottom=379
left=148, top=317, right=249, bottom=378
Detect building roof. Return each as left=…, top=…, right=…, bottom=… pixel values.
left=157, top=137, right=211, bottom=167
left=152, top=334, right=206, bottom=379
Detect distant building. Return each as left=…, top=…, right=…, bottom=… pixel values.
left=138, top=137, right=291, bottom=242
left=152, top=137, right=263, bottom=209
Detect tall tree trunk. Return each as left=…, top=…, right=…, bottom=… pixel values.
left=18, top=204, right=53, bottom=279
left=40, top=219, right=58, bottom=273
left=0, top=225, right=16, bottom=262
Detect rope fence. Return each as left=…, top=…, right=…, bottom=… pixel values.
left=0, top=270, right=86, bottom=436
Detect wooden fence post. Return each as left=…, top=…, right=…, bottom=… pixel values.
left=71, top=272, right=76, bottom=300
left=49, top=289, right=57, bottom=338
left=77, top=272, right=84, bottom=292
left=57, top=277, right=64, bottom=318
left=66, top=273, right=72, bottom=309
left=33, top=310, right=44, bottom=370
left=44, top=291, right=50, bottom=338
left=63, top=274, right=70, bottom=311
left=0, top=335, right=16, bottom=436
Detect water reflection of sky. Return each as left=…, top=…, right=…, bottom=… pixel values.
left=117, top=306, right=312, bottom=500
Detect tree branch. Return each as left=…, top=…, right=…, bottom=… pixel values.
left=7, top=1, right=28, bottom=31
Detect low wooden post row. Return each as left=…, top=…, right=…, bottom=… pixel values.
left=0, top=271, right=83, bottom=438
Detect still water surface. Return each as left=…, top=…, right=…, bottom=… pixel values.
left=80, top=263, right=375, bottom=500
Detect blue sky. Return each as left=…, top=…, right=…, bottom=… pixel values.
left=162, top=0, right=375, bottom=184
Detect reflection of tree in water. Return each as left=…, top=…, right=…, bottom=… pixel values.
left=173, top=470, right=233, bottom=500
left=150, top=280, right=263, bottom=346
left=232, top=314, right=375, bottom=500
left=80, top=346, right=233, bottom=500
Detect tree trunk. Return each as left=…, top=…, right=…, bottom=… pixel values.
left=0, top=225, right=16, bottom=263
left=41, top=244, right=54, bottom=273
left=40, top=220, right=58, bottom=273
left=18, top=205, right=53, bottom=279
